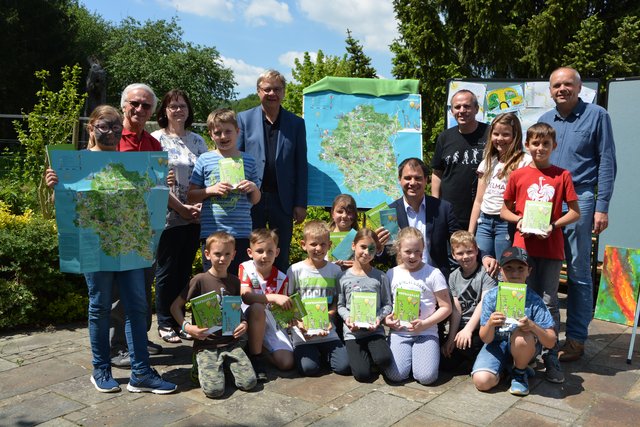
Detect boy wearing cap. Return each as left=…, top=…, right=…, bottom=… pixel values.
left=471, top=247, right=556, bottom=396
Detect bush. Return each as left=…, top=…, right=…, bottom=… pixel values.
left=0, top=201, right=86, bottom=329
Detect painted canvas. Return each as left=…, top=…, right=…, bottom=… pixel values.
left=594, top=246, right=640, bottom=326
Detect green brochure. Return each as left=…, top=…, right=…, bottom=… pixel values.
left=269, top=292, right=307, bottom=329
left=190, top=290, right=222, bottom=335
left=496, top=282, right=527, bottom=332
left=329, top=231, right=349, bottom=261
left=351, top=291, right=378, bottom=328
left=218, top=157, right=245, bottom=188
left=330, top=228, right=357, bottom=261
left=393, top=288, right=420, bottom=327
left=521, top=200, right=552, bottom=235
left=302, top=297, right=330, bottom=335
left=364, top=202, right=389, bottom=230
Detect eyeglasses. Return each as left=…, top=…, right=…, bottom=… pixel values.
left=127, top=100, right=153, bottom=110
left=167, top=104, right=188, bottom=112
left=259, top=86, right=283, bottom=94
left=93, top=122, right=123, bottom=133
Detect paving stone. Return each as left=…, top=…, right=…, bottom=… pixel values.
left=579, top=393, right=640, bottom=426
left=513, top=400, right=581, bottom=424
left=207, top=390, right=317, bottom=425
left=38, top=418, right=80, bottom=427
left=47, top=372, right=123, bottom=406
left=569, top=365, right=640, bottom=396
left=267, top=373, right=360, bottom=404
left=310, top=391, right=420, bottom=427
left=377, top=383, right=441, bottom=404
left=421, top=379, right=518, bottom=426
left=392, top=410, right=471, bottom=426
left=524, top=380, right=596, bottom=414
left=490, top=407, right=572, bottom=426
left=608, top=329, right=640, bottom=352
left=1, top=391, right=85, bottom=425
left=166, top=411, right=241, bottom=426
left=588, top=345, right=640, bottom=373
left=0, top=358, right=83, bottom=399
left=0, top=357, right=18, bottom=372
left=283, top=406, right=337, bottom=427
left=627, top=377, right=640, bottom=401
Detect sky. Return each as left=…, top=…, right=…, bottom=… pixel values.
left=80, top=0, right=400, bottom=98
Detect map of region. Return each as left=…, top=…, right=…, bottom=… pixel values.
left=49, top=150, right=169, bottom=273
left=305, top=91, right=422, bottom=208
left=75, top=163, right=154, bottom=260
left=319, top=104, right=401, bottom=198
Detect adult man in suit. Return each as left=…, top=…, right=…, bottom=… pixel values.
left=539, top=67, right=617, bottom=362
left=237, top=70, right=308, bottom=272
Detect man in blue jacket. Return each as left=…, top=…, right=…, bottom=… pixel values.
left=237, top=70, right=308, bottom=272
left=539, top=67, right=617, bottom=362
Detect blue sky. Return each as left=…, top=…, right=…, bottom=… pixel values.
left=80, top=0, right=399, bottom=98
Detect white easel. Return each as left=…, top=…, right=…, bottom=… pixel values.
left=627, top=293, right=640, bottom=364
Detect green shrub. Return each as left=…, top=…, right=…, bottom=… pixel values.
left=0, top=278, right=36, bottom=329
left=0, top=201, right=86, bottom=329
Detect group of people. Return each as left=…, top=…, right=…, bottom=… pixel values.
left=45, top=65, right=615, bottom=399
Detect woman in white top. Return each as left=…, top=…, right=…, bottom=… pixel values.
left=152, top=89, right=208, bottom=343
left=469, top=113, right=531, bottom=259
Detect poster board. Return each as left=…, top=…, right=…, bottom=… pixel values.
left=303, top=77, right=422, bottom=209
left=594, top=246, right=640, bottom=326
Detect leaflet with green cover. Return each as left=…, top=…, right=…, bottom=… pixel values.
left=330, top=228, right=357, bottom=261
left=270, top=292, right=307, bottom=329
left=496, top=282, right=527, bottom=332
left=302, top=297, right=330, bottom=335
left=218, top=157, right=245, bottom=188
left=329, top=231, right=349, bottom=261
left=521, top=200, right=552, bottom=235
left=190, top=290, right=222, bottom=334
left=364, top=202, right=389, bottom=230
left=221, top=295, right=242, bottom=336
left=393, top=288, right=420, bottom=327
left=379, top=208, right=399, bottom=244
left=351, top=291, right=378, bottom=328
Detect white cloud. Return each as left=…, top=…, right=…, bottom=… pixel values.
left=278, top=51, right=318, bottom=69
left=157, top=0, right=235, bottom=20
left=298, top=0, right=398, bottom=52
left=244, top=0, right=292, bottom=26
left=221, top=56, right=265, bottom=97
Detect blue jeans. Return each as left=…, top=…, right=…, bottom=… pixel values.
left=563, top=188, right=595, bottom=343
left=526, top=257, right=563, bottom=352
left=85, top=269, right=150, bottom=375
left=475, top=212, right=512, bottom=259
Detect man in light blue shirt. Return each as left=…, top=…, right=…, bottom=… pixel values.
left=539, top=67, right=617, bottom=362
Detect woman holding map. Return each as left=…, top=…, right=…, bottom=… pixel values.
left=45, top=106, right=177, bottom=394
left=152, top=90, right=208, bottom=344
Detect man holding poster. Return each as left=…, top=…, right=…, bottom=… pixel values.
left=539, top=67, right=617, bottom=362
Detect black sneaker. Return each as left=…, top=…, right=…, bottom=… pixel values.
left=111, top=350, right=131, bottom=369
left=147, top=340, right=163, bottom=355
left=250, top=354, right=268, bottom=382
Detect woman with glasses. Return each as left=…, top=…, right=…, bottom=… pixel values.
left=45, top=105, right=177, bottom=394
left=152, top=89, right=208, bottom=343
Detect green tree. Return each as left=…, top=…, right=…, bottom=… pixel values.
left=101, top=17, right=235, bottom=121
left=12, top=65, right=86, bottom=218
left=391, top=0, right=640, bottom=157
left=345, top=29, right=378, bottom=78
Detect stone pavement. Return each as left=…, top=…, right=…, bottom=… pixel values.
left=1, top=296, right=640, bottom=427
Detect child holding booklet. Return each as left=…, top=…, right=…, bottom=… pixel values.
left=472, top=247, right=556, bottom=396
left=329, top=194, right=358, bottom=269
left=170, top=231, right=256, bottom=398
left=501, top=122, right=580, bottom=384
left=287, top=220, right=350, bottom=376
left=384, top=227, right=451, bottom=385
left=187, top=108, right=261, bottom=276
left=337, top=228, right=393, bottom=382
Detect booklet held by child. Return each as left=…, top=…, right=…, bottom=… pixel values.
left=218, top=157, right=245, bottom=188
left=496, top=282, right=527, bottom=333
left=351, top=292, right=378, bottom=328
left=268, top=292, right=307, bottom=329
left=521, top=200, right=552, bottom=235
left=302, top=297, right=330, bottom=335
left=330, top=228, right=357, bottom=261
left=393, top=288, right=420, bottom=327
left=221, top=295, right=242, bottom=336
left=190, top=290, right=222, bottom=335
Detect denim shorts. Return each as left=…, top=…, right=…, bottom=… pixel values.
left=471, top=337, right=542, bottom=376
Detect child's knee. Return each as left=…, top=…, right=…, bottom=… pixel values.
left=414, top=369, right=438, bottom=385
left=235, top=374, right=257, bottom=392
left=297, top=358, right=321, bottom=377
left=472, top=370, right=499, bottom=391
left=201, top=379, right=225, bottom=398
left=272, top=350, right=294, bottom=371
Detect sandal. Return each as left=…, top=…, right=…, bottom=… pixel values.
left=158, top=326, right=182, bottom=344
left=178, top=329, right=193, bottom=341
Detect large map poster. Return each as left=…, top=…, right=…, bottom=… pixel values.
left=49, top=150, right=169, bottom=273
left=303, top=77, right=422, bottom=208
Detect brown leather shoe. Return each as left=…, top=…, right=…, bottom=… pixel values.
left=558, top=338, right=585, bottom=362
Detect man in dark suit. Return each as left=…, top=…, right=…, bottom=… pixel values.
left=237, top=70, right=308, bottom=272
left=377, top=158, right=497, bottom=279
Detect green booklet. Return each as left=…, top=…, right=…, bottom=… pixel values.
left=496, top=282, right=527, bottom=332
left=393, top=288, right=420, bottom=327
left=269, top=292, right=307, bottom=329
left=521, top=200, right=552, bottom=235
left=364, top=202, right=389, bottom=231
left=329, top=231, right=349, bottom=261
left=218, top=157, right=245, bottom=188
left=330, top=228, right=357, bottom=261
left=379, top=208, right=399, bottom=245
left=302, top=297, right=330, bottom=335
left=221, top=295, right=242, bottom=336
left=190, top=290, right=222, bottom=335
left=351, top=291, right=378, bottom=328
